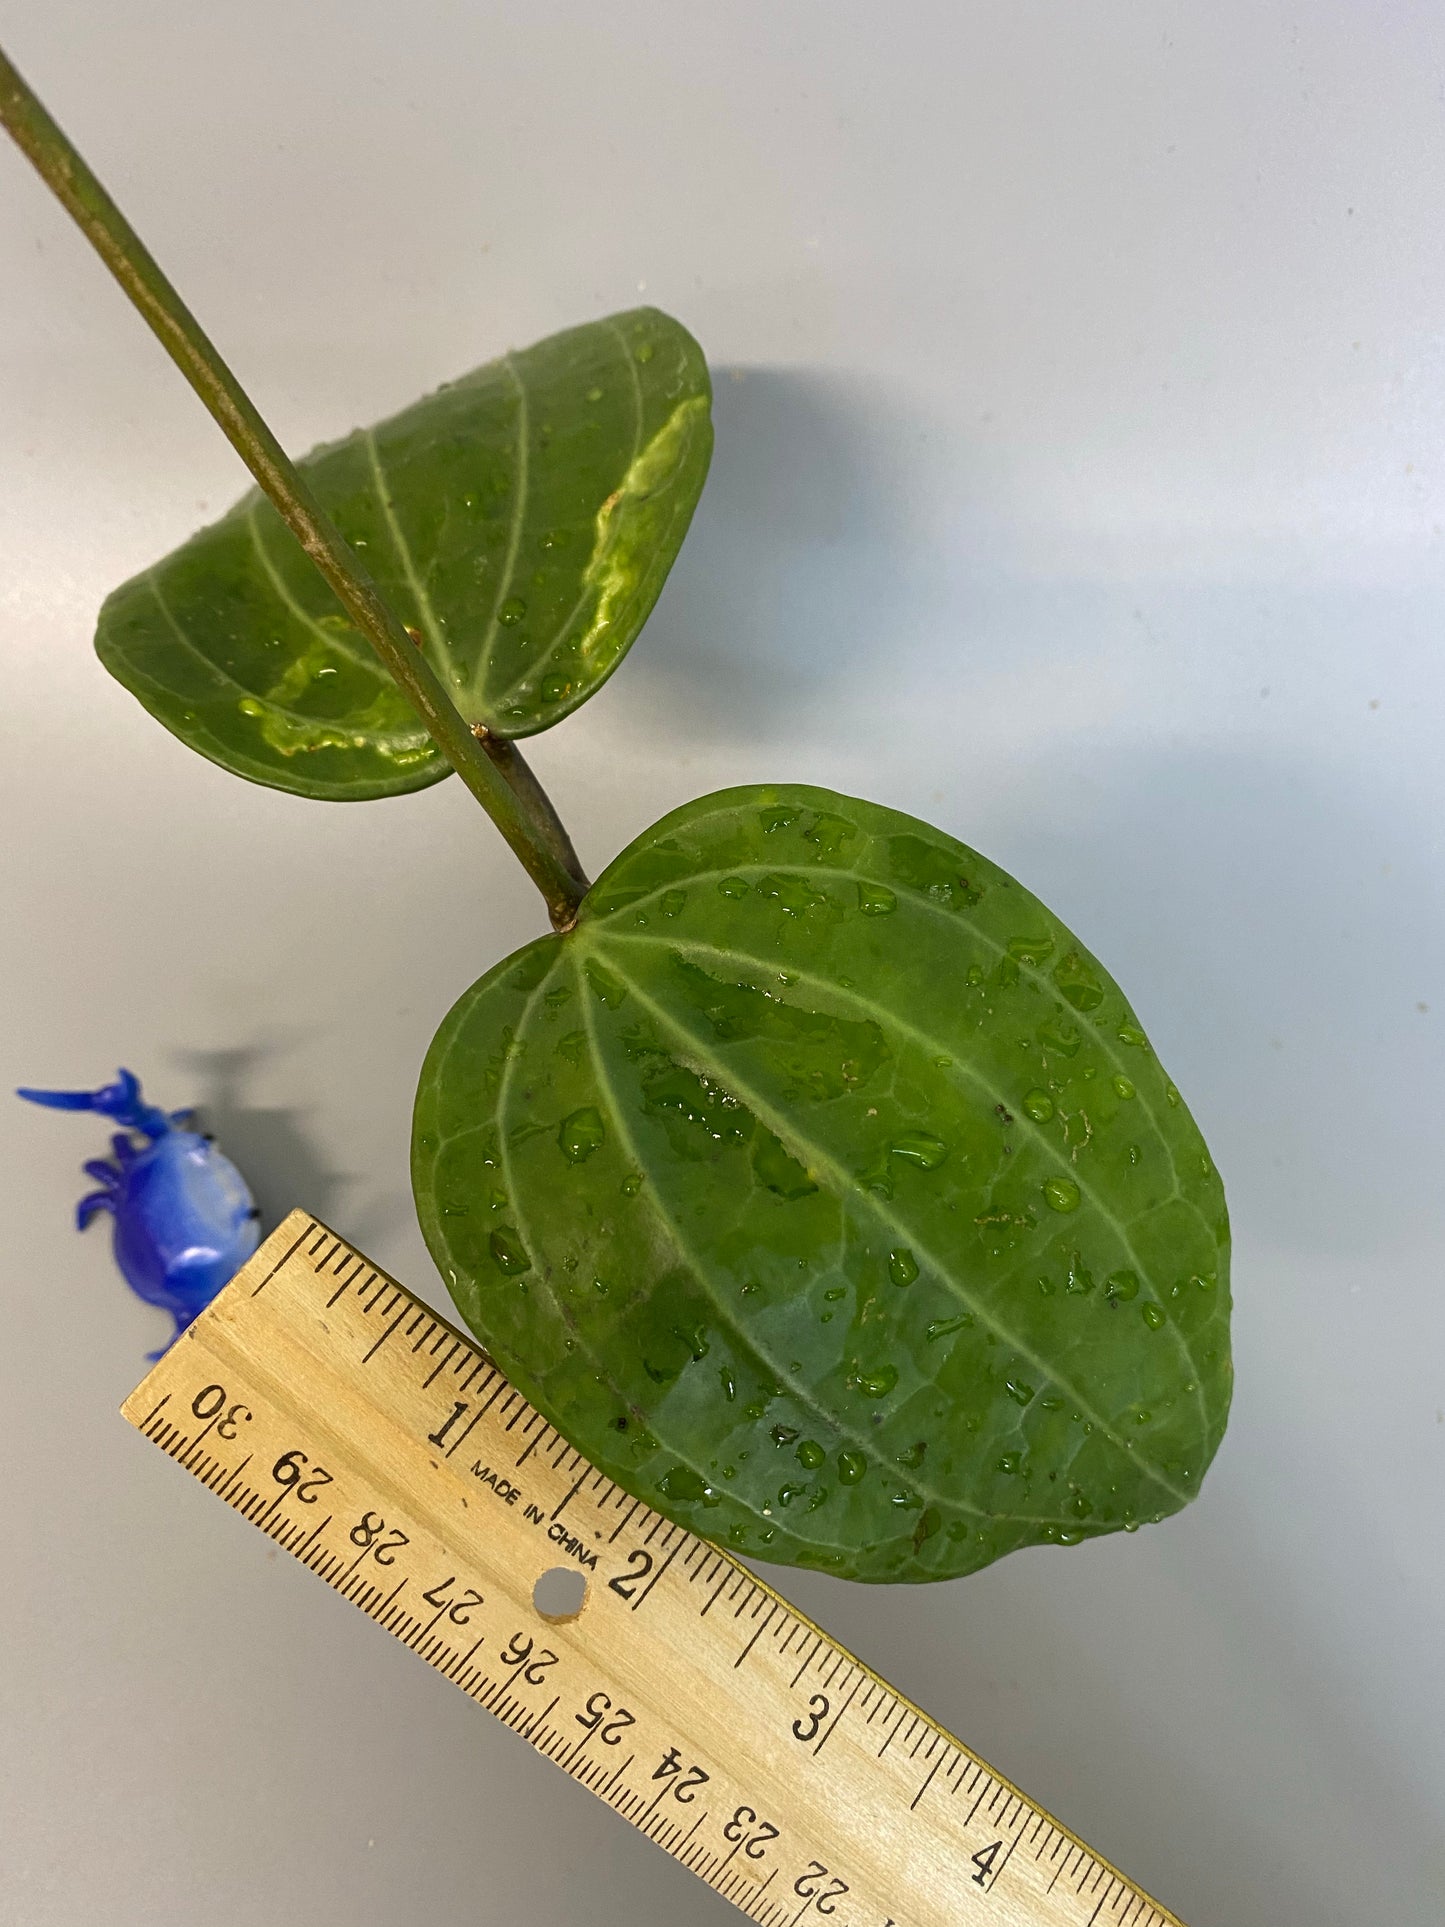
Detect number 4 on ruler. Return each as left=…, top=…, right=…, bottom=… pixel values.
left=121, top=1212, right=1192, bottom=1927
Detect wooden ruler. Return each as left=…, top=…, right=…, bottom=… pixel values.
left=121, top=1211, right=1186, bottom=1927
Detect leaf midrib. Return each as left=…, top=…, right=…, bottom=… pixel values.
left=482, top=952, right=791, bottom=1543
left=585, top=831, right=1199, bottom=1219
left=568, top=951, right=1132, bottom=1527
left=362, top=426, right=449, bottom=663
left=483, top=318, right=647, bottom=713
left=602, top=924, right=1211, bottom=1451
left=586, top=942, right=1195, bottom=1510
left=241, top=507, right=433, bottom=744
left=472, top=352, right=530, bottom=703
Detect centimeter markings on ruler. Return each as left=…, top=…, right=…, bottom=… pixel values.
left=121, top=1211, right=1185, bottom=1927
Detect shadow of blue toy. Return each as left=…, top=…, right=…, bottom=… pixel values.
left=17, top=1068, right=260, bottom=1357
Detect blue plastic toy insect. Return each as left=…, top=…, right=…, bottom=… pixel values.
left=17, top=1068, right=260, bottom=1357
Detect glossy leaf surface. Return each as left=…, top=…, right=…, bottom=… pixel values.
left=414, top=785, right=1232, bottom=1582
left=96, top=309, right=712, bottom=798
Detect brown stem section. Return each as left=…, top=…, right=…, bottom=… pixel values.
left=472, top=726, right=590, bottom=924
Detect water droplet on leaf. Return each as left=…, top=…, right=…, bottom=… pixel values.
left=857, top=882, right=897, bottom=916
left=925, top=1313, right=973, bottom=1341
left=849, top=1362, right=898, bottom=1399
left=1008, top=934, right=1054, bottom=964
left=558, top=1107, right=605, bottom=1163
left=659, top=1466, right=714, bottom=1503
left=890, top=1130, right=948, bottom=1169
left=888, top=1247, right=919, bottom=1287
left=804, top=811, right=858, bottom=857
left=585, top=958, right=628, bottom=1007
left=1053, top=950, right=1105, bottom=1011
left=488, top=1226, right=531, bottom=1276
left=756, top=873, right=825, bottom=917
left=1044, top=1176, right=1081, bottom=1213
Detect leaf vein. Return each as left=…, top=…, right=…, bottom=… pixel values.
left=597, top=953, right=1194, bottom=1510
left=603, top=925, right=1210, bottom=1447
left=575, top=954, right=1078, bottom=1529
left=472, top=352, right=530, bottom=704
left=484, top=315, right=651, bottom=713
left=477, top=955, right=774, bottom=1533
left=593, top=850, right=1198, bottom=1216
left=361, top=426, right=449, bottom=660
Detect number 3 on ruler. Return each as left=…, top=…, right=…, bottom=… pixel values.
left=792, top=1692, right=829, bottom=1743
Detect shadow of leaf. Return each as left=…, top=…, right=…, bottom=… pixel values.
left=630, top=365, right=933, bottom=739
left=170, top=1041, right=348, bottom=1236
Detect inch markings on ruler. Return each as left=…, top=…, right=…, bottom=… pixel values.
left=122, top=1211, right=1186, bottom=1927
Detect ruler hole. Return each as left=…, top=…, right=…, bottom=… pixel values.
left=533, top=1566, right=588, bottom=1623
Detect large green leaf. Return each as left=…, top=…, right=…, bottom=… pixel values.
left=413, top=785, right=1232, bottom=1583
left=96, top=309, right=712, bottom=798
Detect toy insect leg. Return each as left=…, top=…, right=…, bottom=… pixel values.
left=75, top=1191, right=116, bottom=1230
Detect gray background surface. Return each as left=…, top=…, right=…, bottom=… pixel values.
left=1, top=5, right=1442, bottom=1923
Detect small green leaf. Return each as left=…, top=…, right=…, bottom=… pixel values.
left=96, top=309, right=712, bottom=798
left=412, top=785, right=1232, bottom=1582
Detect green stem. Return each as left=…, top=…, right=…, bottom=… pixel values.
left=0, top=43, right=589, bottom=932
